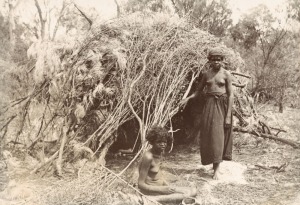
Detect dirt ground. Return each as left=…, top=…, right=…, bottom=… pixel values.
left=161, top=143, right=300, bottom=205
left=1, top=105, right=300, bottom=205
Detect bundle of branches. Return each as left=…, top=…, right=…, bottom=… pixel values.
left=1, top=13, right=246, bottom=176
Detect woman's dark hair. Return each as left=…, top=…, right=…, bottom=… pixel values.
left=146, top=126, right=171, bottom=145
left=208, top=47, right=225, bottom=59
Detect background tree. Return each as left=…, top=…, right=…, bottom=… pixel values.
left=33, top=0, right=46, bottom=40
left=124, top=0, right=167, bottom=13
left=123, top=0, right=232, bottom=37
left=171, top=0, right=233, bottom=37
left=287, top=0, right=300, bottom=22
left=7, top=0, right=22, bottom=53
left=114, top=0, right=121, bottom=18
left=0, top=12, right=11, bottom=61
left=22, top=0, right=98, bottom=42
left=227, top=4, right=300, bottom=112
left=0, top=3, right=28, bottom=63
left=229, top=4, right=276, bottom=50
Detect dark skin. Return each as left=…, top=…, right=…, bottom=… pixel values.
left=138, top=138, right=173, bottom=194
left=138, top=134, right=197, bottom=201
left=180, top=55, right=234, bottom=179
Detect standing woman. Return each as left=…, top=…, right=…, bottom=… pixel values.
left=180, top=47, right=234, bottom=180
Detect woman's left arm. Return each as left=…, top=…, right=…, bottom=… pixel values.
left=225, top=70, right=234, bottom=127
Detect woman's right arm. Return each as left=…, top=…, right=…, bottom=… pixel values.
left=194, top=72, right=206, bottom=98
left=138, top=153, right=173, bottom=195
left=180, top=72, right=206, bottom=107
left=179, top=73, right=206, bottom=108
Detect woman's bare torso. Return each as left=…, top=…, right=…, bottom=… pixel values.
left=205, top=68, right=227, bottom=94
left=145, top=155, right=165, bottom=186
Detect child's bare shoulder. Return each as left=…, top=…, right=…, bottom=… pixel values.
left=142, top=151, right=153, bottom=161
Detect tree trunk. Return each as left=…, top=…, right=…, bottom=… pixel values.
left=278, top=86, right=284, bottom=113
left=74, top=3, right=93, bottom=29
left=114, top=0, right=120, bottom=18
left=8, top=2, right=15, bottom=53
left=34, top=0, right=46, bottom=40
left=279, top=102, right=283, bottom=113
left=52, top=1, right=67, bottom=41
left=8, top=0, right=22, bottom=53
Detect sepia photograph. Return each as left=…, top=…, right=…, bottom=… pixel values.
left=0, top=0, right=299, bottom=204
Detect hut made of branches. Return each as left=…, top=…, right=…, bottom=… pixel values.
left=1, top=13, right=245, bottom=173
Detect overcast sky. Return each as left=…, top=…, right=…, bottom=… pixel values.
left=0, top=0, right=290, bottom=35
left=74, top=0, right=287, bottom=23
left=74, top=0, right=287, bottom=21
left=1, top=0, right=287, bottom=22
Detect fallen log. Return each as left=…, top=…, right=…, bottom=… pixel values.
left=258, top=121, right=287, bottom=136
left=270, top=126, right=287, bottom=136
left=233, top=127, right=300, bottom=149
left=231, top=72, right=251, bottom=79
left=255, top=162, right=289, bottom=173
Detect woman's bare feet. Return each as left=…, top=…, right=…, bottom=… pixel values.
left=213, top=163, right=221, bottom=180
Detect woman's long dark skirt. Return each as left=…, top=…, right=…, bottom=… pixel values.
left=200, top=93, right=232, bottom=165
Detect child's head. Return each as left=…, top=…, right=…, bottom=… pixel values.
left=146, top=126, right=171, bottom=146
